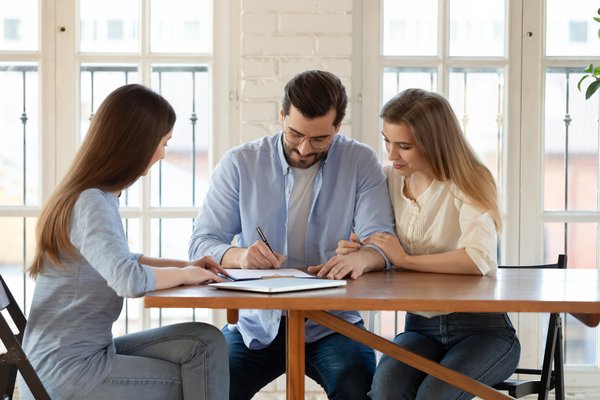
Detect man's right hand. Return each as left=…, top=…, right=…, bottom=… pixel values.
left=335, top=232, right=362, bottom=255
left=239, top=240, right=286, bottom=269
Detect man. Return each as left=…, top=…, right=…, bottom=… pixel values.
left=189, top=70, right=395, bottom=399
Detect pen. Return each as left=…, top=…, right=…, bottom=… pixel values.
left=256, top=226, right=274, bottom=254
left=217, top=272, right=236, bottom=282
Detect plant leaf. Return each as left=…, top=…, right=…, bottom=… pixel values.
left=585, top=79, right=600, bottom=99
left=584, top=64, right=594, bottom=73
left=578, top=75, right=590, bottom=91
left=594, top=66, right=600, bottom=76
left=594, top=17, right=600, bottom=23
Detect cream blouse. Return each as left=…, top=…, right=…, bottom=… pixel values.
left=385, top=165, right=497, bottom=276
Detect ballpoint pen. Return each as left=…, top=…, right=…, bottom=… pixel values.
left=216, top=271, right=236, bottom=282
left=255, top=226, right=274, bottom=254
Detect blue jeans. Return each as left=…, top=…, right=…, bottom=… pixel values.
left=82, top=322, right=229, bottom=400
left=370, top=312, right=521, bottom=400
left=223, top=318, right=375, bottom=400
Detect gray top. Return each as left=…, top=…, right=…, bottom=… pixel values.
left=20, top=189, right=155, bottom=400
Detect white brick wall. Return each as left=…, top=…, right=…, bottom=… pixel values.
left=236, top=0, right=355, bottom=398
left=238, top=0, right=355, bottom=149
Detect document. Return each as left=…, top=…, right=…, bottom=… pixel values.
left=221, top=268, right=314, bottom=281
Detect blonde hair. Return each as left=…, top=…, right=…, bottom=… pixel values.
left=29, top=84, right=176, bottom=278
left=380, top=88, right=502, bottom=231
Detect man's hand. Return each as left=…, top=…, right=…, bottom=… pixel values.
left=308, top=246, right=384, bottom=280
left=240, top=240, right=286, bottom=269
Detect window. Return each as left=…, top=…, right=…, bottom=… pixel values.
left=569, top=21, right=588, bottom=42
left=0, top=0, right=41, bottom=318
left=0, top=0, right=230, bottom=334
left=3, top=19, right=20, bottom=40
left=363, top=0, right=600, bottom=387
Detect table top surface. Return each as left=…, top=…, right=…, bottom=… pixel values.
left=144, top=268, right=600, bottom=314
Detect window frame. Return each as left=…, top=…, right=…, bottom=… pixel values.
left=359, top=0, right=600, bottom=388
left=11, top=0, right=235, bottom=329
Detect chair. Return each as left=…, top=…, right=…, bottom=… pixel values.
left=493, top=254, right=567, bottom=400
left=0, top=275, right=50, bottom=400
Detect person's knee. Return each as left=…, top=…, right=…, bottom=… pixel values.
left=371, top=357, right=423, bottom=400
left=174, top=322, right=228, bottom=359
left=417, top=376, right=469, bottom=400
left=323, top=362, right=372, bottom=400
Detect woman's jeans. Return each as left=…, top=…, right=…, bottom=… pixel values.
left=370, top=312, right=521, bottom=400
left=223, top=318, right=375, bottom=400
left=82, top=322, right=229, bottom=400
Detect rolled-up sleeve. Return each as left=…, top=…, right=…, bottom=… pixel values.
left=353, top=148, right=396, bottom=269
left=456, top=199, right=498, bottom=275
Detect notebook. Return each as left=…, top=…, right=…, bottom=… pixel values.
left=209, top=277, right=347, bottom=293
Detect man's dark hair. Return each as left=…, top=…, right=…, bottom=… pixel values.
left=282, top=70, right=347, bottom=127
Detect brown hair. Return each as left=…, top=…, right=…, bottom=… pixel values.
left=282, top=70, right=347, bottom=127
left=29, top=84, right=176, bottom=278
left=380, top=88, right=502, bottom=230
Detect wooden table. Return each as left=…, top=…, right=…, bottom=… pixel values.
left=144, top=268, right=600, bottom=400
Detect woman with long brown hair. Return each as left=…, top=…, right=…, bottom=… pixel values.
left=338, top=88, right=520, bottom=400
left=21, top=84, right=229, bottom=400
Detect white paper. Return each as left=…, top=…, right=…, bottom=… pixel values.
left=224, top=268, right=314, bottom=280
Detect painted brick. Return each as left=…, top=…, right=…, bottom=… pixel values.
left=279, top=13, right=352, bottom=34
left=243, top=35, right=315, bottom=56
left=242, top=58, right=278, bottom=78
left=316, top=36, right=352, bottom=55
left=241, top=79, right=287, bottom=99
left=242, top=12, right=278, bottom=33
left=278, top=58, right=325, bottom=78
left=242, top=0, right=317, bottom=12
left=317, top=0, right=353, bottom=13
left=315, top=58, right=352, bottom=76
left=241, top=101, right=279, bottom=122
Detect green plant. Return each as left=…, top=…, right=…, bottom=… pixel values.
left=577, top=7, right=600, bottom=99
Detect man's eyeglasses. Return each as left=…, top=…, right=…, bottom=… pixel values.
left=282, top=128, right=334, bottom=150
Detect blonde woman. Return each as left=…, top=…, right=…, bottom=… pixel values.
left=21, top=84, right=229, bottom=400
left=338, top=89, right=520, bottom=400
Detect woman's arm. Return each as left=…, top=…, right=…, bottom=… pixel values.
left=364, top=233, right=482, bottom=275
left=395, top=247, right=482, bottom=275
left=147, top=256, right=228, bottom=290
left=139, top=256, right=187, bottom=267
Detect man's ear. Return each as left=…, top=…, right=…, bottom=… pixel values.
left=279, top=109, right=285, bottom=123
left=334, top=123, right=341, bottom=133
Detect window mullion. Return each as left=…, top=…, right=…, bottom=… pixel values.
left=439, top=0, right=448, bottom=95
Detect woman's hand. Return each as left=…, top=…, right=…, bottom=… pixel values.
left=181, top=265, right=224, bottom=285
left=152, top=255, right=228, bottom=290
left=364, top=233, right=407, bottom=267
left=188, top=255, right=228, bottom=275
left=335, top=232, right=362, bottom=255
left=185, top=256, right=229, bottom=284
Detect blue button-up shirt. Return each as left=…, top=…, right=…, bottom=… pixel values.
left=189, top=132, right=395, bottom=349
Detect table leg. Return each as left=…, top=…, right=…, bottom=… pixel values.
left=226, top=309, right=239, bottom=324
left=286, top=310, right=305, bottom=400
left=306, top=310, right=513, bottom=400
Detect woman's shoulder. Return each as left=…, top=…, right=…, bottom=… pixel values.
left=77, top=188, right=114, bottom=202
left=75, top=189, right=118, bottom=214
